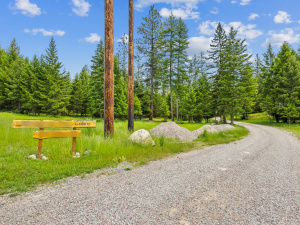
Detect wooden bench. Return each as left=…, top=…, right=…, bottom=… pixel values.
left=13, top=120, right=96, bottom=159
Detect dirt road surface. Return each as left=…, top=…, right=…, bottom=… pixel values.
left=1, top=123, right=299, bottom=224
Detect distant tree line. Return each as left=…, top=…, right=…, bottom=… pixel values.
left=1, top=5, right=300, bottom=124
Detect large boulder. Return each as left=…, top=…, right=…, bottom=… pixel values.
left=129, top=129, right=155, bottom=146
left=193, top=124, right=235, bottom=137
left=150, top=122, right=197, bottom=141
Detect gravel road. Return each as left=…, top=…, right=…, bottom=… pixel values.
left=1, top=123, right=299, bottom=224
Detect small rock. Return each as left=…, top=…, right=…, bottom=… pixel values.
left=28, top=154, right=37, bottom=160
left=73, top=152, right=81, bottom=158
left=42, top=155, right=48, bottom=160
left=129, top=129, right=155, bottom=146
left=83, top=150, right=92, bottom=156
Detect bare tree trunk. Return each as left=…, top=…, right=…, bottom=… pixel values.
left=223, top=114, right=227, bottom=124
left=128, top=0, right=134, bottom=131
left=104, top=0, right=114, bottom=137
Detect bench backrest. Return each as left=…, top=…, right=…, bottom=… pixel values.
left=13, top=120, right=96, bottom=129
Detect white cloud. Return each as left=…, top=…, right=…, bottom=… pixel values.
left=262, top=28, right=300, bottom=48
left=160, top=7, right=200, bottom=19
left=13, top=0, right=41, bottom=16
left=231, top=0, right=251, bottom=5
left=72, top=0, right=91, bottom=17
left=198, top=20, right=263, bottom=40
left=249, top=13, right=259, bottom=21
left=210, top=7, right=219, bottom=15
left=135, top=0, right=205, bottom=10
left=187, top=36, right=213, bottom=56
left=83, top=33, right=101, bottom=43
left=274, top=11, right=292, bottom=24
left=24, top=28, right=65, bottom=36
left=240, top=0, right=251, bottom=5
left=117, top=34, right=129, bottom=43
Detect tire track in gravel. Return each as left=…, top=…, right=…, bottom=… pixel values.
left=0, top=123, right=299, bottom=224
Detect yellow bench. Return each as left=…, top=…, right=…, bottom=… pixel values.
left=13, top=120, right=96, bottom=159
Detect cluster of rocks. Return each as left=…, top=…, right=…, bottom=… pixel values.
left=28, top=154, right=48, bottom=160
left=129, top=122, right=236, bottom=145
left=28, top=150, right=93, bottom=160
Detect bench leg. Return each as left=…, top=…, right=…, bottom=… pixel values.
left=72, top=127, right=76, bottom=156
left=37, top=128, right=44, bottom=159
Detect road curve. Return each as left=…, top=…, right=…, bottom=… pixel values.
left=1, top=123, right=300, bottom=224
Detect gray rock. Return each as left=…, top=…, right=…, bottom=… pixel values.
left=150, top=122, right=197, bottom=141
left=73, top=152, right=81, bottom=158
left=28, top=154, right=37, bottom=160
left=193, top=124, right=235, bottom=137
left=83, top=150, right=92, bottom=156
left=128, top=129, right=155, bottom=146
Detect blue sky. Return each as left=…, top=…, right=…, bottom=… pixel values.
left=1, top=0, right=300, bottom=78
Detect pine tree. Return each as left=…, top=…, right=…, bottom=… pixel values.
left=88, top=40, right=105, bottom=117
left=158, top=13, right=177, bottom=121
left=5, top=39, right=24, bottom=112
left=134, top=95, right=143, bottom=120
left=43, top=37, right=67, bottom=116
left=183, top=87, right=197, bottom=123
left=137, top=5, right=162, bottom=120
left=196, top=73, right=213, bottom=123
left=70, top=73, right=83, bottom=115
left=117, top=34, right=128, bottom=77
left=159, top=97, right=170, bottom=122
left=114, top=76, right=128, bottom=118
left=0, top=46, right=9, bottom=108
left=207, top=23, right=228, bottom=123
left=174, top=18, right=189, bottom=121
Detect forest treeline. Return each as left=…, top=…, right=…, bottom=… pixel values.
left=1, top=5, right=300, bottom=124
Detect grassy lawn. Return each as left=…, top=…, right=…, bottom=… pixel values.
left=0, top=112, right=248, bottom=196
left=236, top=112, right=300, bottom=138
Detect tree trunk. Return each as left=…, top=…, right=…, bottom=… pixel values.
left=223, top=114, right=227, bottom=124
left=149, top=61, right=154, bottom=121
left=176, top=96, right=179, bottom=121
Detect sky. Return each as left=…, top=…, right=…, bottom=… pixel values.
left=1, top=0, right=300, bottom=78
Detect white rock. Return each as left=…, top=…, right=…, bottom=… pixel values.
left=73, top=152, right=81, bottom=158
left=150, top=122, right=197, bottom=141
left=193, top=124, right=235, bottom=137
left=42, top=155, right=48, bottom=160
left=28, top=154, right=37, bottom=160
left=128, top=129, right=155, bottom=146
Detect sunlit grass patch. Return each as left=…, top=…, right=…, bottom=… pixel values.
left=0, top=112, right=248, bottom=196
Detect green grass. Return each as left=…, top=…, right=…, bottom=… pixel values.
left=235, top=112, right=300, bottom=138
left=0, top=112, right=248, bottom=196
left=195, top=125, right=249, bottom=145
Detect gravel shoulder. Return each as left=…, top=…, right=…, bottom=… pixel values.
left=1, top=122, right=300, bottom=224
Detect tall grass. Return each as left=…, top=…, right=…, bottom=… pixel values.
left=236, top=112, right=300, bottom=138
left=0, top=113, right=248, bottom=196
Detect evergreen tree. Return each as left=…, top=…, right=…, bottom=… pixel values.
left=0, top=46, right=9, bottom=108
left=134, top=95, right=143, bottom=120
left=174, top=18, right=189, bottom=121
left=137, top=5, right=162, bottom=120
left=196, top=73, right=213, bottom=123
left=158, top=13, right=177, bottom=121
left=88, top=40, right=105, bottom=117
left=159, top=97, right=170, bottom=122
left=5, top=39, right=24, bottom=112
left=43, top=37, right=68, bottom=116
left=182, top=87, right=197, bottom=123
left=207, top=23, right=228, bottom=123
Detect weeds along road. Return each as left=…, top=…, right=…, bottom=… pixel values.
left=1, top=123, right=299, bottom=224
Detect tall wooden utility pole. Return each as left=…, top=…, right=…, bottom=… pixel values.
left=128, top=0, right=134, bottom=131
left=104, top=0, right=114, bottom=136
